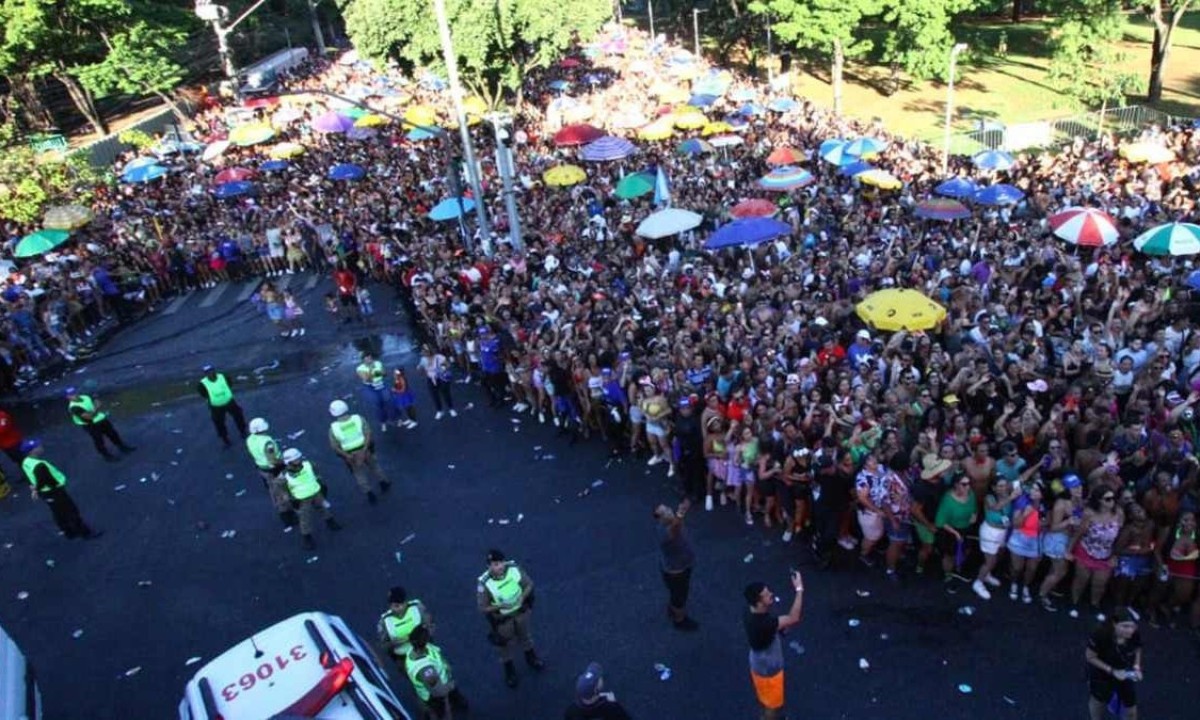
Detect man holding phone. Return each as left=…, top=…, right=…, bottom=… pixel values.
left=743, top=570, right=806, bottom=720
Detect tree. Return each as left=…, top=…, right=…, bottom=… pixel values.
left=338, top=0, right=612, bottom=107
left=879, top=0, right=977, bottom=90
left=1048, top=0, right=1142, bottom=113
left=73, top=20, right=191, bottom=121
left=0, top=118, right=101, bottom=224
left=748, top=0, right=883, bottom=115
left=1143, top=0, right=1195, bottom=103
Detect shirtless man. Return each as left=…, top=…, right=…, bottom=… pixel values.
left=962, top=441, right=996, bottom=510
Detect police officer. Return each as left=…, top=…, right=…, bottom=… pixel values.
left=245, top=417, right=296, bottom=528
left=197, top=364, right=248, bottom=447
left=356, top=351, right=397, bottom=432
left=20, top=439, right=102, bottom=539
left=65, top=386, right=135, bottom=461
left=327, top=399, right=390, bottom=505
left=476, top=548, right=545, bottom=688
left=378, top=586, right=433, bottom=673
left=281, top=448, right=342, bottom=550
left=405, top=625, right=468, bottom=719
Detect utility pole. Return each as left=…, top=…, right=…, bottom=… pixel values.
left=194, top=0, right=273, bottom=81
left=942, top=43, right=968, bottom=177
left=648, top=0, right=656, bottom=41
left=488, top=113, right=524, bottom=251
left=307, top=0, right=327, bottom=57
left=692, top=8, right=706, bottom=58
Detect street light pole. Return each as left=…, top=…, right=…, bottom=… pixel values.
left=766, top=19, right=774, bottom=85
left=942, top=42, right=968, bottom=177
left=195, top=0, right=274, bottom=80
left=648, top=0, right=656, bottom=41
left=692, top=8, right=706, bottom=58
left=306, top=0, right=327, bottom=57
left=488, top=113, right=524, bottom=252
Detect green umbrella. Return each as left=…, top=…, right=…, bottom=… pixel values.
left=15, top=228, right=71, bottom=258
left=1133, top=222, right=1200, bottom=256
left=614, top=173, right=654, bottom=200
left=342, top=107, right=369, bottom=120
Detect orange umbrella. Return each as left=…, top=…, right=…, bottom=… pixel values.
left=766, top=146, right=803, bottom=166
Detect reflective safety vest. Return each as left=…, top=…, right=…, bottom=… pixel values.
left=358, top=360, right=386, bottom=390
left=200, top=374, right=234, bottom=407
left=379, top=603, right=422, bottom=657
left=405, top=644, right=451, bottom=703
left=284, top=461, right=321, bottom=501
left=479, top=564, right=524, bottom=616
left=22, top=456, right=66, bottom=493
left=331, top=414, right=366, bottom=452
left=246, top=434, right=278, bottom=470
left=69, top=395, right=106, bottom=426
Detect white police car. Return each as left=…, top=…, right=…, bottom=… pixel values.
left=0, top=623, right=40, bottom=720
left=178, top=612, right=412, bottom=720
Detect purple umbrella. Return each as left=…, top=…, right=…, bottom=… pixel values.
left=312, top=111, right=355, bottom=134
left=581, top=136, right=637, bottom=162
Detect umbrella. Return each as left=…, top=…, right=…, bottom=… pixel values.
left=758, top=166, right=814, bottom=191
left=547, top=79, right=572, bottom=92
left=974, top=184, right=1025, bottom=206
left=229, top=123, right=275, bottom=146
left=272, top=107, right=305, bottom=127
left=704, top=218, right=791, bottom=250
left=560, top=57, right=581, bottom=68
left=463, top=96, right=488, bottom=116
left=407, top=128, right=438, bottom=141
left=542, top=165, right=587, bottom=187
left=428, top=197, right=475, bottom=221
left=269, top=142, right=305, bottom=159
left=636, top=208, right=704, bottom=239
left=1133, top=223, right=1200, bottom=256
left=737, top=103, right=765, bottom=117
left=312, top=111, right=355, bottom=134
left=857, top=169, right=902, bottom=190
left=122, top=164, right=168, bottom=183
left=731, top=89, right=757, bottom=102
left=405, top=105, right=439, bottom=127
left=242, top=96, right=279, bottom=110
left=153, top=139, right=202, bottom=156
left=1187, top=269, right=1200, bottom=291
left=14, top=229, right=71, bottom=258
left=672, top=112, right=706, bottom=130
left=611, top=111, right=648, bottom=129
left=839, top=160, right=874, bottom=177
left=820, top=140, right=857, bottom=166
left=328, top=163, right=366, bottom=181
left=973, top=149, right=1015, bottom=171
left=554, top=124, right=604, bottom=147
left=856, top=289, right=947, bottom=332
left=766, top=146, right=803, bottom=166
left=677, top=138, right=713, bottom=156
left=213, top=181, right=254, bottom=199
left=701, top=121, right=733, bottom=137
left=709, top=134, right=744, bottom=148
left=213, top=167, right=255, bottom=185
left=341, top=107, right=369, bottom=120
left=913, top=198, right=971, bottom=221
left=1121, top=142, right=1175, bottom=164
left=1049, top=207, right=1119, bottom=247
left=260, top=160, right=290, bottom=172
left=201, top=140, right=231, bottom=163
left=844, top=137, right=887, bottom=157
left=935, top=177, right=978, bottom=198
left=730, top=199, right=778, bottom=219
left=819, top=138, right=846, bottom=155
left=639, top=121, right=675, bottom=141
left=355, top=114, right=388, bottom=128
left=688, top=94, right=719, bottom=108
left=614, top=173, right=655, bottom=199
left=581, top=136, right=636, bottom=162
left=123, top=156, right=159, bottom=173
left=346, top=126, right=378, bottom=141
left=43, top=205, right=93, bottom=230
left=767, top=98, right=799, bottom=113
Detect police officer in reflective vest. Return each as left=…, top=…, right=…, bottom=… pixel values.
left=378, top=586, right=433, bottom=672
left=405, top=625, right=468, bottom=719
left=476, top=548, right=545, bottom=688
left=245, top=417, right=296, bottom=528
left=327, top=399, right=390, bottom=504
left=65, top=386, right=135, bottom=461
left=20, top=439, right=102, bottom=539
left=357, top=351, right=398, bottom=432
left=281, top=448, right=341, bottom=550
left=197, top=364, right=248, bottom=447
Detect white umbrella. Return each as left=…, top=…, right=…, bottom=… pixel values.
left=635, top=208, right=703, bottom=239
left=709, top=134, right=744, bottom=148
left=201, top=140, right=231, bottom=163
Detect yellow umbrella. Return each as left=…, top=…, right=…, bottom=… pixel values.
left=857, top=169, right=903, bottom=190
left=228, top=123, right=275, bottom=147
left=268, top=142, right=306, bottom=159
left=542, top=164, right=587, bottom=187
left=855, top=289, right=947, bottom=332
left=1120, top=142, right=1175, bottom=164
left=43, top=204, right=93, bottom=230
left=405, top=105, right=439, bottom=127
left=660, top=87, right=690, bottom=104
left=701, top=121, right=733, bottom=137
left=355, top=114, right=389, bottom=128
left=463, top=96, right=488, bottom=116
left=639, top=120, right=675, bottom=141
left=672, top=112, right=706, bottom=130
left=671, top=66, right=699, bottom=80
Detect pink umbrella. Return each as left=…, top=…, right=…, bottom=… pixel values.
left=312, top=111, right=355, bottom=134
left=213, top=167, right=255, bottom=185
left=730, top=199, right=777, bottom=219
left=560, top=57, right=582, bottom=68
left=1049, top=207, right=1119, bottom=247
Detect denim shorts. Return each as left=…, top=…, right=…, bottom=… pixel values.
left=886, top=521, right=913, bottom=544
left=1042, top=532, right=1069, bottom=559
left=1007, top=531, right=1040, bottom=559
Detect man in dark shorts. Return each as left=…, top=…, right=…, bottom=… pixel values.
left=654, top=501, right=698, bottom=631
left=1085, top=606, right=1143, bottom=720
left=743, top=570, right=805, bottom=720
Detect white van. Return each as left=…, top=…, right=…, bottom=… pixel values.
left=0, top=623, right=41, bottom=720
left=178, top=612, right=413, bottom=720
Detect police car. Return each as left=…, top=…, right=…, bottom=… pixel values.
left=179, top=612, right=413, bottom=720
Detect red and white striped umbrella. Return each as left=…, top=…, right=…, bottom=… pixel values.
left=1048, top=207, right=1119, bottom=247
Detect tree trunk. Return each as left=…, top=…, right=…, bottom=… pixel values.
left=832, top=39, right=845, bottom=116
left=153, top=91, right=190, bottom=124
left=1148, top=26, right=1166, bottom=103
left=1146, top=2, right=1195, bottom=104
left=1011, top=0, right=1021, bottom=23
left=54, top=71, right=107, bottom=136
left=5, top=74, right=55, bottom=132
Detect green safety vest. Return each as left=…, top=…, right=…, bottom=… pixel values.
left=405, top=644, right=451, bottom=703
left=479, top=564, right=524, bottom=616
left=358, top=360, right=385, bottom=390
left=285, top=461, right=321, bottom=501
left=246, top=434, right=278, bottom=470
left=331, top=414, right=366, bottom=452
left=22, top=456, right=66, bottom=493
left=379, top=603, right=422, bottom=657
left=69, top=395, right=106, bottom=426
left=200, top=374, right=234, bottom=407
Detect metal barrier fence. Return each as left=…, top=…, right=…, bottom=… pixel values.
left=67, top=108, right=181, bottom=168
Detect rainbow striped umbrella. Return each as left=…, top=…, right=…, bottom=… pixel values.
left=757, top=166, right=814, bottom=191
left=913, top=198, right=971, bottom=221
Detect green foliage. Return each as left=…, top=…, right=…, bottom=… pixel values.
left=0, top=132, right=100, bottom=224
left=1048, top=0, right=1140, bottom=108
left=116, top=128, right=156, bottom=151
left=748, top=0, right=883, bottom=60
left=73, top=20, right=188, bottom=99
left=880, top=0, right=977, bottom=81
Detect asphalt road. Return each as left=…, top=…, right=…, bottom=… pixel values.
left=0, top=274, right=1196, bottom=720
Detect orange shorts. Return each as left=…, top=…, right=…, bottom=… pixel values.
left=750, top=669, right=784, bottom=709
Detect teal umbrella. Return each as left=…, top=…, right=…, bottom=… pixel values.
left=1133, top=223, right=1200, bottom=256
left=15, top=229, right=71, bottom=258
left=614, top=173, right=654, bottom=199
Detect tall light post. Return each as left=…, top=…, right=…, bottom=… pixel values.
left=942, top=42, right=968, bottom=177
left=306, top=0, right=327, bottom=56
left=766, top=18, right=774, bottom=85
left=194, top=0, right=273, bottom=81
left=487, top=113, right=524, bottom=252
left=692, top=8, right=707, bottom=58
left=648, top=0, right=656, bottom=41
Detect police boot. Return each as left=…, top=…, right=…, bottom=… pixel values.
left=367, top=490, right=378, bottom=505
left=279, top=510, right=298, bottom=528
left=503, top=661, right=518, bottom=688
left=524, top=649, right=545, bottom=671
left=302, top=534, right=316, bottom=550
left=326, top=517, right=343, bottom=531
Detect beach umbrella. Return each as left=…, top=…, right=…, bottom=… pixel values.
left=463, top=96, right=488, bottom=116
left=1049, top=207, right=1119, bottom=247
left=213, top=181, right=254, bottom=199
left=766, top=146, right=803, bottom=166
left=701, top=121, right=733, bottom=137
left=271, top=107, right=305, bottom=127
left=677, top=138, right=713, bottom=156
left=767, top=98, right=799, bottom=113
left=201, top=140, right=231, bottom=163
left=688, top=94, right=719, bottom=108
left=614, top=173, right=655, bottom=199
left=312, top=111, right=354, bottom=134
left=935, top=177, right=978, bottom=198
left=820, top=140, right=856, bottom=166
left=229, top=123, right=275, bottom=146
left=122, top=164, right=168, bottom=183
left=973, top=149, right=1015, bottom=171
left=737, top=103, right=765, bottom=117
left=839, top=160, right=874, bottom=177
left=844, top=137, right=886, bottom=157
left=428, top=197, right=475, bottom=221
left=708, top=134, right=744, bottom=148
left=857, top=169, right=902, bottom=190
left=581, top=136, right=636, bottom=162
left=611, top=111, right=648, bottom=129
left=757, top=166, right=814, bottom=191
left=123, top=156, right=160, bottom=173
left=856, top=289, right=947, bottom=332
left=328, top=163, right=366, bottom=181
left=1120, top=142, right=1175, bottom=164
left=405, top=105, right=439, bottom=127
left=639, top=120, right=676, bottom=141
left=407, top=128, right=438, bottom=141
left=636, top=208, right=703, bottom=239
left=913, top=198, right=971, bottom=221
left=731, top=89, right=757, bottom=102
left=542, top=165, right=587, bottom=187
left=974, top=184, right=1025, bottom=206
left=730, top=199, right=778, bottom=219
left=346, top=126, right=379, bottom=141
left=704, top=218, right=791, bottom=250
left=214, top=167, right=255, bottom=185
left=1133, top=223, right=1200, bottom=256
left=341, top=107, right=369, bottom=120
left=14, top=229, right=71, bottom=258
left=260, top=160, right=290, bottom=172
left=554, top=124, right=604, bottom=147
left=43, top=205, right=93, bottom=231
left=269, top=142, right=305, bottom=159
left=672, top=112, right=706, bottom=130
left=355, top=114, right=389, bottom=128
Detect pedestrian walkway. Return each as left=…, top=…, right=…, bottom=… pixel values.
left=158, top=273, right=326, bottom=319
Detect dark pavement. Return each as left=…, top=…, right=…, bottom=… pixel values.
left=0, top=274, right=1196, bottom=720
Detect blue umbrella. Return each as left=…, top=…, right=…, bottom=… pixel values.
left=692, top=76, right=729, bottom=97
left=407, top=127, right=438, bottom=141
left=328, top=163, right=366, bottom=181
left=767, top=98, right=798, bottom=113
left=839, top=160, right=874, bottom=177
left=974, top=183, right=1025, bottom=206
left=973, top=149, right=1015, bottom=171
left=818, top=138, right=846, bottom=156
left=583, top=73, right=604, bottom=85
left=820, top=141, right=857, bottom=167
left=581, top=136, right=637, bottom=162
left=124, top=156, right=159, bottom=172
left=935, top=177, right=978, bottom=198
left=122, top=164, right=169, bottom=183
left=1186, top=269, right=1200, bottom=291
left=737, top=103, right=765, bottom=118
left=704, top=218, right=792, bottom=250
left=731, top=88, right=756, bottom=102
left=260, top=160, right=289, bottom=172
left=548, top=80, right=572, bottom=91
left=428, top=197, right=476, bottom=221
left=727, top=116, right=749, bottom=130
left=844, top=137, right=887, bottom=156
left=213, top=181, right=254, bottom=198
left=688, top=94, right=719, bottom=108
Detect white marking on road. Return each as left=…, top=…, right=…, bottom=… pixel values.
left=161, top=292, right=194, bottom=316
left=198, top=283, right=229, bottom=308
left=276, top=274, right=294, bottom=290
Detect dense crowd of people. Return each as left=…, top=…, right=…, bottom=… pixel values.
left=6, top=22, right=1200, bottom=643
